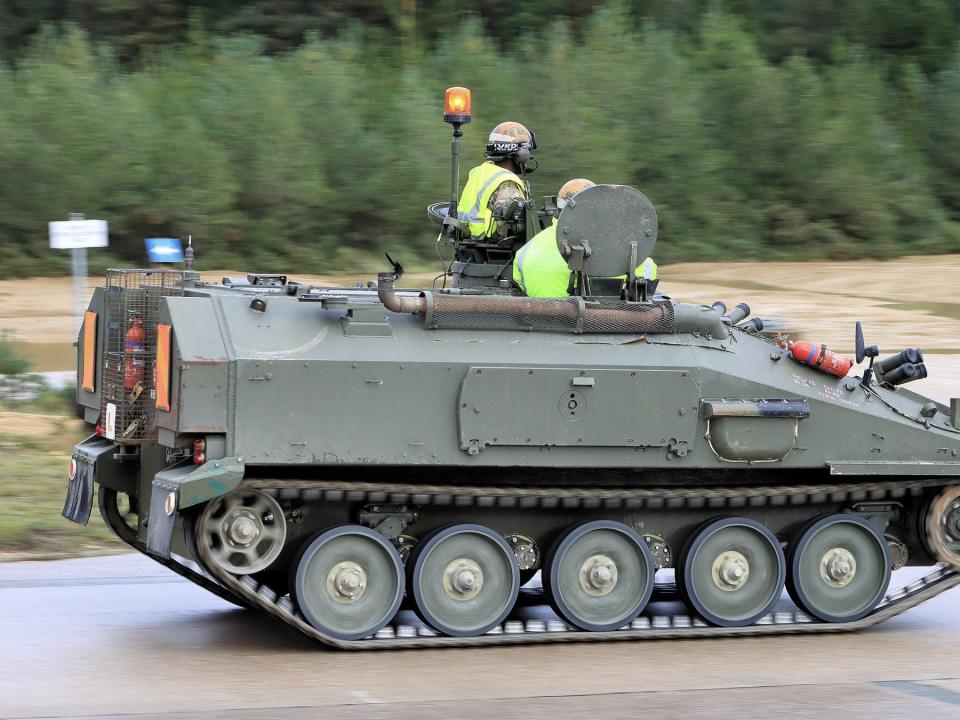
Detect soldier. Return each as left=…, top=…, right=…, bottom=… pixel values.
left=457, top=122, right=536, bottom=242
left=513, top=178, right=657, bottom=298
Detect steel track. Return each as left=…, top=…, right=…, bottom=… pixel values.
left=98, top=487, right=251, bottom=610
left=104, top=479, right=960, bottom=650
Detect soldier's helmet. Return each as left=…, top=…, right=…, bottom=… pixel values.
left=485, top=121, right=537, bottom=162
left=557, top=178, right=596, bottom=209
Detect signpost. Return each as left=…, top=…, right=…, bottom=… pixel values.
left=49, top=214, right=108, bottom=334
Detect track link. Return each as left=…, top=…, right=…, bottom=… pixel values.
left=106, top=479, right=960, bottom=650
left=98, top=487, right=251, bottom=610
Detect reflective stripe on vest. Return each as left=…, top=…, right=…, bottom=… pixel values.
left=638, top=256, right=658, bottom=281
left=513, top=235, right=536, bottom=291
left=457, top=162, right=524, bottom=238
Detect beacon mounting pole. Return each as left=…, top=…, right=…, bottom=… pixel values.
left=448, top=122, right=463, bottom=224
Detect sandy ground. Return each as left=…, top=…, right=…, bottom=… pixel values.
left=0, top=411, right=84, bottom=438
left=3, top=255, right=959, bottom=351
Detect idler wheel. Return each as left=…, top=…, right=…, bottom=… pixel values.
left=926, top=486, right=960, bottom=567
left=678, top=516, right=786, bottom=627
left=409, top=524, right=519, bottom=637
left=787, top=514, right=891, bottom=623
left=544, top=520, right=655, bottom=632
left=196, top=488, right=287, bottom=575
left=292, top=525, right=405, bottom=641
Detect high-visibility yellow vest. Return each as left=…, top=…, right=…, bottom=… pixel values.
left=513, top=221, right=658, bottom=298
left=457, top=161, right=525, bottom=239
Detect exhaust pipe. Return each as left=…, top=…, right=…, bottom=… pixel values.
left=739, top=317, right=764, bottom=334
left=378, top=273, right=427, bottom=314
left=883, top=362, right=927, bottom=386
left=378, top=276, right=729, bottom=339
left=875, top=348, right=924, bottom=378
left=722, top=302, right=750, bottom=326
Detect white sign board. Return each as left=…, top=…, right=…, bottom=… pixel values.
left=49, top=219, right=109, bottom=249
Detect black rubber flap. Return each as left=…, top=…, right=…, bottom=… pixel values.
left=62, top=435, right=118, bottom=525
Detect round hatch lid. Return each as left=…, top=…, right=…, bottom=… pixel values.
left=555, top=184, right=658, bottom=277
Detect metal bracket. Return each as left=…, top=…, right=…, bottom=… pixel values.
left=850, top=502, right=902, bottom=532
left=339, top=307, right=393, bottom=337
left=247, top=274, right=287, bottom=287
left=667, top=439, right=690, bottom=458
left=358, top=504, right=418, bottom=540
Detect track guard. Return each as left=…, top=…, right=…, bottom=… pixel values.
left=145, top=457, right=245, bottom=557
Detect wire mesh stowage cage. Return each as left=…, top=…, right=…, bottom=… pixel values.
left=101, top=269, right=183, bottom=443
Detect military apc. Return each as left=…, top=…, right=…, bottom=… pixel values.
left=62, top=87, right=960, bottom=646
left=61, top=177, right=960, bottom=649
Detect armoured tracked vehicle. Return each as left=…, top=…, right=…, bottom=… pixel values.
left=61, top=181, right=960, bottom=649
left=62, top=89, right=960, bottom=648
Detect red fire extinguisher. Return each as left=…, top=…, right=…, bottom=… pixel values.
left=787, top=340, right=853, bottom=378
left=124, top=314, right=145, bottom=391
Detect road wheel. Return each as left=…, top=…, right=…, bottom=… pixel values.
left=292, top=525, right=404, bottom=641
left=787, top=514, right=891, bottom=623
left=678, top=516, right=786, bottom=627
left=544, top=520, right=655, bottom=631
left=409, top=524, right=519, bottom=637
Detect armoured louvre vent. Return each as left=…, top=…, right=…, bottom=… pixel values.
left=427, top=295, right=675, bottom=334
left=101, top=269, right=183, bottom=443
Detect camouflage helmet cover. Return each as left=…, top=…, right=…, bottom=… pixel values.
left=557, top=178, right=596, bottom=209
left=485, top=121, right=537, bottom=161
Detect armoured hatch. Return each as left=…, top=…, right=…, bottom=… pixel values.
left=457, top=367, right=699, bottom=452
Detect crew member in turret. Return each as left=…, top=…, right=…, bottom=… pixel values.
left=457, top=122, right=536, bottom=242
left=513, top=179, right=658, bottom=297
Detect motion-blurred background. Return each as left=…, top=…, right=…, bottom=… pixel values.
left=3, top=0, right=960, bottom=274
left=1, top=0, right=959, bottom=543
left=4, top=6, right=960, bottom=718
left=5, top=0, right=960, bottom=557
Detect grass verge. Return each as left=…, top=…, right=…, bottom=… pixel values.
left=0, top=411, right=124, bottom=561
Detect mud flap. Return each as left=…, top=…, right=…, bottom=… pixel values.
left=62, top=435, right=119, bottom=525
left=146, top=478, right=178, bottom=558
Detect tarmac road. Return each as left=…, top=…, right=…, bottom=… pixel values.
left=3, top=554, right=960, bottom=720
